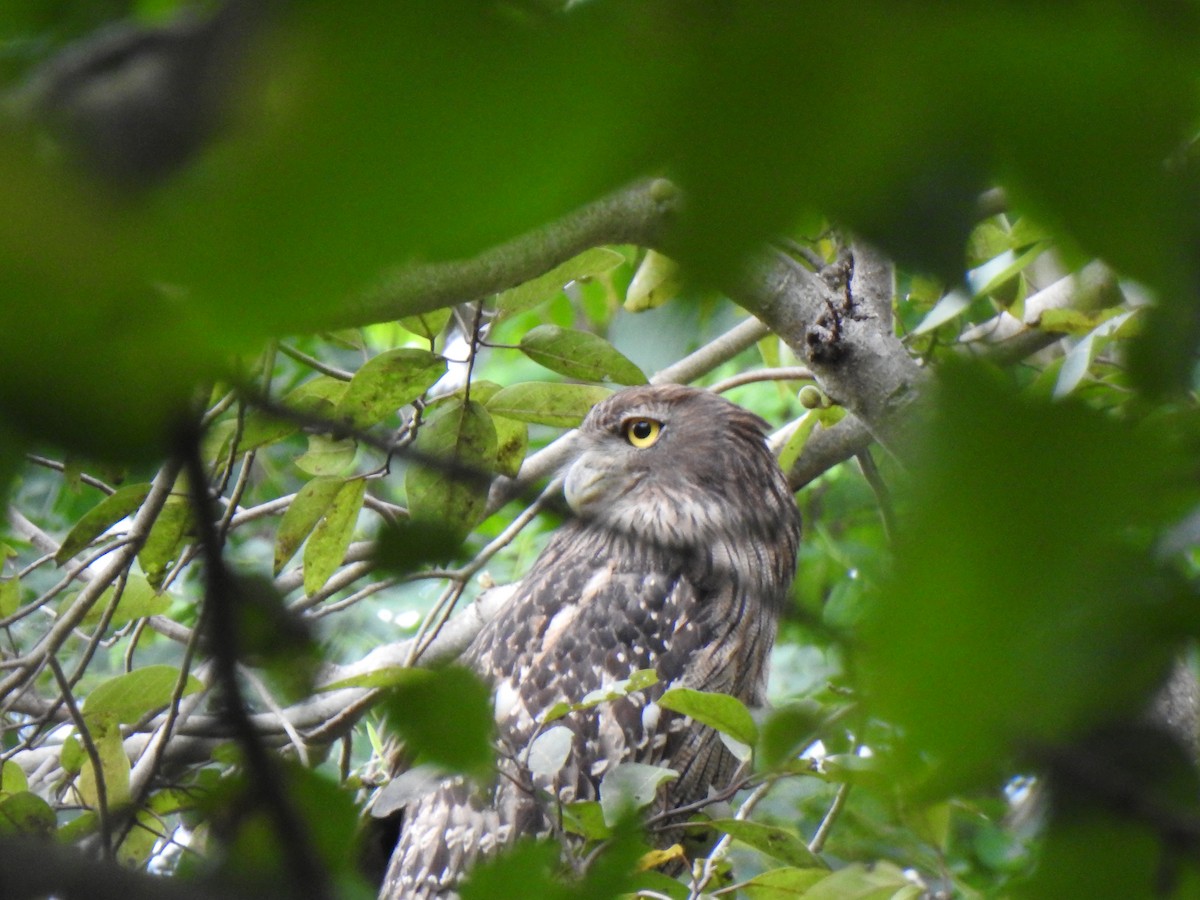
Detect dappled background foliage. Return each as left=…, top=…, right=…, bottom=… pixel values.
left=2, top=1, right=1200, bottom=899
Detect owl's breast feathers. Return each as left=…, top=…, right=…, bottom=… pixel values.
left=463, top=519, right=780, bottom=812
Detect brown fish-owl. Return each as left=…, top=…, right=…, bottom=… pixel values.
left=379, top=384, right=800, bottom=898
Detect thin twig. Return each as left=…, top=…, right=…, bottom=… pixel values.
left=48, top=656, right=112, bottom=859
left=177, top=425, right=333, bottom=900
left=688, top=779, right=774, bottom=899
left=278, top=343, right=355, bottom=381
left=23, top=455, right=116, bottom=494
left=808, top=781, right=851, bottom=855
left=708, top=366, right=814, bottom=394
left=308, top=578, right=399, bottom=618
left=126, top=639, right=208, bottom=814
left=243, top=667, right=310, bottom=767
left=0, top=461, right=179, bottom=700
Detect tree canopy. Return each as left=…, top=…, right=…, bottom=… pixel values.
left=2, top=2, right=1200, bottom=899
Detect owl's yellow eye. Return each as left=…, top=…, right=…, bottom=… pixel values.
left=622, top=417, right=662, bottom=449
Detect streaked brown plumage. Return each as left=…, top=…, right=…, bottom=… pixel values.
left=379, top=384, right=800, bottom=899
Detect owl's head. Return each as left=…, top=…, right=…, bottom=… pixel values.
left=563, top=384, right=795, bottom=549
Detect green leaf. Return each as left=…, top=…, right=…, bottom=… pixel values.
left=795, top=861, right=918, bottom=900
left=487, top=383, right=612, bottom=428
left=283, top=376, right=350, bottom=418
left=319, top=665, right=437, bottom=692
left=81, top=574, right=170, bottom=627
left=61, top=735, right=83, bottom=776
left=709, top=819, right=827, bottom=870
left=492, top=413, right=529, bottom=479
left=742, top=866, right=829, bottom=900
left=859, top=365, right=1193, bottom=792
left=405, top=400, right=497, bottom=540
left=334, top=348, right=447, bottom=428
left=400, top=308, right=453, bottom=341
left=458, top=381, right=528, bottom=477
left=776, top=411, right=821, bottom=478
left=231, top=574, right=319, bottom=701
left=971, top=241, right=1050, bottom=300
left=137, top=493, right=192, bottom=588
left=518, top=325, right=646, bottom=386
left=598, top=762, right=677, bottom=827
left=658, top=686, right=759, bottom=747
left=83, top=664, right=202, bottom=726
left=911, top=291, right=970, bottom=336
left=0, top=577, right=18, bottom=618
left=55, top=483, right=152, bottom=564
left=0, top=791, right=56, bottom=837
left=460, top=840, right=568, bottom=900
left=230, top=411, right=301, bottom=455
left=1037, top=307, right=1114, bottom=336
left=758, top=702, right=823, bottom=770
left=295, top=435, right=357, bottom=477
left=496, top=247, right=625, bottom=315
left=1052, top=310, right=1137, bottom=399
left=117, top=809, right=162, bottom=867
left=371, top=518, right=468, bottom=575
left=302, top=478, right=366, bottom=596
left=76, top=719, right=131, bottom=810
left=624, top=250, right=682, bottom=312
left=560, top=800, right=612, bottom=841
left=381, top=666, right=494, bottom=778
left=274, top=477, right=345, bottom=574
left=0, top=761, right=27, bottom=795
left=541, top=669, right=660, bottom=724
left=819, top=753, right=886, bottom=788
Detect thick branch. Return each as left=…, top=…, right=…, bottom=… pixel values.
left=329, top=179, right=676, bottom=331
left=731, top=249, right=929, bottom=459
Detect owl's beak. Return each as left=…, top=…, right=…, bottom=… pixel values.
left=563, top=454, right=609, bottom=514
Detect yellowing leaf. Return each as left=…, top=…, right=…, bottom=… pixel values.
left=303, top=478, right=367, bottom=595
left=76, top=719, right=131, bottom=810
left=138, top=493, right=192, bottom=588
left=83, top=665, right=202, bottom=726
left=637, top=843, right=686, bottom=872
left=625, top=250, right=681, bottom=312
left=55, top=483, right=152, bottom=565
left=334, top=348, right=447, bottom=428
left=274, top=477, right=345, bottom=574
left=295, top=435, right=356, bottom=477
left=0, top=577, right=18, bottom=618
left=406, top=400, right=498, bottom=540
left=81, top=575, right=170, bottom=627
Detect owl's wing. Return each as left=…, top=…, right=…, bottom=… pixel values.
left=466, top=523, right=756, bottom=822
left=382, top=523, right=762, bottom=898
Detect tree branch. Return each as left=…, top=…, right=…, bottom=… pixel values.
left=329, top=178, right=677, bottom=331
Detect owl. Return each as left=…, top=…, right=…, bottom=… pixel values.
left=378, top=383, right=800, bottom=898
